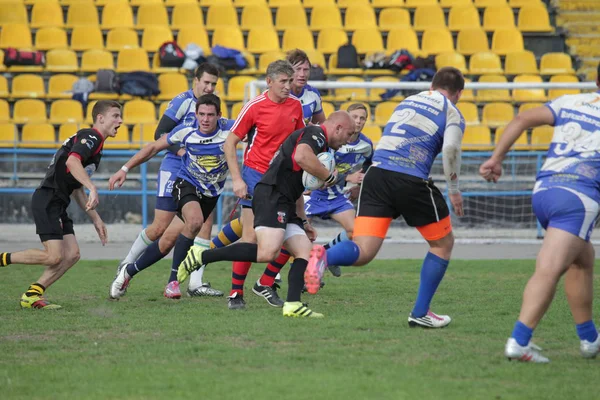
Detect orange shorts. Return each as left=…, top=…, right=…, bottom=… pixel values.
left=416, top=215, right=452, bottom=241
left=354, top=216, right=392, bottom=239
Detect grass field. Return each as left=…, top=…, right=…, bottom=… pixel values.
left=0, top=258, right=599, bottom=400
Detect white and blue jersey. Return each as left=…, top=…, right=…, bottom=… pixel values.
left=372, top=91, right=465, bottom=180
left=533, top=92, right=600, bottom=241
left=166, top=118, right=235, bottom=198
left=297, top=84, right=323, bottom=124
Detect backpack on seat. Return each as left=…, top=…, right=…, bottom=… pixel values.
left=95, top=69, right=119, bottom=93
left=336, top=44, right=359, bottom=68
left=158, top=41, right=186, bottom=68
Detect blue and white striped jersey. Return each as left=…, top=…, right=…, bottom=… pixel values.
left=166, top=118, right=235, bottom=197
left=160, top=90, right=198, bottom=172
left=372, top=90, right=465, bottom=180
left=297, top=84, right=324, bottom=123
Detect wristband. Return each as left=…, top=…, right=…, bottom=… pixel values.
left=121, top=165, right=129, bottom=173
left=325, top=174, right=336, bottom=185
left=302, top=219, right=309, bottom=226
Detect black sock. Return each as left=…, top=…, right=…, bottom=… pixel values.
left=127, top=240, right=167, bottom=278
left=0, top=252, right=11, bottom=266
left=202, top=242, right=258, bottom=264
left=169, top=234, right=195, bottom=283
left=287, top=258, right=308, bottom=302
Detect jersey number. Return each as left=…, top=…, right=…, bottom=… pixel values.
left=389, top=109, right=417, bottom=135
left=554, top=122, right=600, bottom=158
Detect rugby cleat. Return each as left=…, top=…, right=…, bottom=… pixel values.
left=109, top=263, right=131, bottom=299
left=328, top=264, right=342, bottom=277
left=505, top=338, right=549, bottom=363
left=408, top=310, right=452, bottom=328
left=305, top=244, right=328, bottom=294
left=177, top=245, right=205, bottom=283
left=580, top=334, right=600, bottom=359
left=227, top=292, right=246, bottom=310
left=252, top=280, right=284, bottom=307
left=187, top=282, right=224, bottom=297
left=164, top=281, right=181, bottom=299
left=20, top=294, right=62, bottom=310
left=283, top=301, right=324, bottom=318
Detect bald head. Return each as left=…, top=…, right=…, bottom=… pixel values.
left=322, top=110, right=355, bottom=150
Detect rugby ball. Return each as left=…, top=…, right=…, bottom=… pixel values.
left=302, top=152, right=336, bottom=190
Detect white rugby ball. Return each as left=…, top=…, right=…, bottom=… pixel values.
left=302, top=152, right=336, bottom=190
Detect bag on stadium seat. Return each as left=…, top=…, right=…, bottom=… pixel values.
left=95, top=69, right=119, bottom=93
left=118, top=71, right=160, bottom=97
left=336, top=44, right=359, bottom=69
left=211, top=45, right=248, bottom=70
left=3, top=48, right=45, bottom=67
left=158, top=41, right=186, bottom=68
left=309, top=64, right=328, bottom=95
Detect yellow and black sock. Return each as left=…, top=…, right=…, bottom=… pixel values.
left=0, top=252, right=11, bottom=267
left=25, top=283, right=45, bottom=298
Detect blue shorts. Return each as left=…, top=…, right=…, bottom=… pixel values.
left=155, top=168, right=178, bottom=212
left=533, top=186, right=600, bottom=241
left=240, top=165, right=263, bottom=208
left=305, top=195, right=355, bottom=220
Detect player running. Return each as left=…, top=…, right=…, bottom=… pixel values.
left=306, top=67, right=466, bottom=328
left=177, top=111, right=355, bottom=318
left=0, top=100, right=120, bottom=309
left=479, top=64, right=600, bottom=363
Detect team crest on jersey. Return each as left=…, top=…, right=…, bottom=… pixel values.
left=277, top=211, right=287, bottom=224
left=312, top=135, right=325, bottom=148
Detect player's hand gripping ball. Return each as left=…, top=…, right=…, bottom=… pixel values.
left=302, top=152, right=336, bottom=190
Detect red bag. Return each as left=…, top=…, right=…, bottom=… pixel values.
left=3, top=48, right=45, bottom=67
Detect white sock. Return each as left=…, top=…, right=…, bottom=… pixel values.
left=123, top=229, right=152, bottom=264
left=189, top=238, right=210, bottom=290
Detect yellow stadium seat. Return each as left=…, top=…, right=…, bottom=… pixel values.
left=106, top=28, right=139, bottom=51
left=216, top=79, right=225, bottom=98
left=548, top=75, right=580, bottom=100
left=474, top=0, right=506, bottom=6
left=0, top=23, right=32, bottom=50
left=456, top=28, right=489, bottom=56
left=13, top=99, right=47, bottom=124
left=104, top=125, right=130, bottom=149
left=171, top=4, right=203, bottom=30
left=494, top=125, right=529, bottom=149
left=130, top=0, right=163, bottom=5
left=305, top=49, right=326, bottom=69
left=131, top=123, right=157, bottom=148
left=482, top=102, right=514, bottom=128
left=12, top=74, right=45, bottom=99
left=137, top=4, right=169, bottom=28
left=421, top=28, right=454, bottom=55
left=317, top=28, right=349, bottom=54
left=337, top=0, right=370, bottom=7
left=362, top=124, right=381, bottom=143
left=378, top=8, right=410, bottom=31
left=46, top=49, right=78, bottom=73
left=49, top=100, right=84, bottom=124
left=269, top=0, right=301, bottom=5
left=201, top=0, right=234, bottom=4
left=366, top=77, right=396, bottom=101
left=462, top=125, right=492, bottom=150
left=320, top=101, right=334, bottom=117
left=247, top=27, right=280, bottom=54
left=0, top=101, right=8, bottom=123
left=510, top=0, right=543, bottom=7
left=101, top=3, right=134, bottom=29
left=81, top=49, right=114, bottom=72
left=492, top=28, right=524, bottom=55
left=448, top=6, right=481, bottom=31
left=469, top=52, right=503, bottom=75
left=35, top=27, right=68, bottom=51
left=20, top=123, right=57, bottom=148
left=158, top=101, right=169, bottom=117
left=371, top=0, right=404, bottom=6
left=122, top=99, right=156, bottom=124
left=413, top=5, right=446, bottom=31
left=352, top=28, right=384, bottom=54
left=70, top=26, right=104, bottom=51
left=282, top=28, right=315, bottom=52
left=0, top=122, right=17, bottom=146
left=518, top=102, right=543, bottom=114
left=0, top=2, right=28, bottom=25
left=156, top=73, right=188, bottom=101
left=303, top=0, right=335, bottom=6
left=258, top=51, right=285, bottom=73
left=374, top=101, right=397, bottom=125
left=482, top=6, right=515, bottom=31
left=31, top=2, right=64, bottom=29
left=441, top=0, right=473, bottom=6
left=0, top=50, right=4, bottom=72
left=275, top=4, right=307, bottom=29
left=227, top=76, right=256, bottom=101
left=66, top=3, right=99, bottom=28
left=0, top=76, right=7, bottom=98
left=241, top=5, right=273, bottom=30
left=117, top=48, right=151, bottom=72
left=141, top=26, right=174, bottom=52
left=540, top=53, right=575, bottom=75
left=229, top=101, right=243, bottom=120
left=59, top=123, right=90, bottom=143
left=310, top=5, right=343, bottom=31
left=206, top=4, right=239, bottom=30
left=504, top=50, right=539, bottom=75
left=220, top=98, right=229, bottom=119
left=48, top=74, right=78, bottom=99
left=177, top=27, right=210, bottom=51
left=386, top=27, right=419, bottom=55
left=456, top=102, right=480, bottom=126
left=405, top=0, right=437, bottom=5
left=530, top=125, right=553, bottom=150
left=345, top=5, right=377, bottom=31
left=212, top=27, right=245, bottom=51
left=518, top=4, right=552, bottom=32
left=512, top=74, right=547, bottom=103
left=334, top=77, right=368, bottom=101
left=435, top=52, right=468, bottom=74
left=476, top=75, right=511, bottom=102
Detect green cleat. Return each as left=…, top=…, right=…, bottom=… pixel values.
left=20, top=294, right=62, bottom=310
left=283, top=301, right=324, bottom=318
left=177, top=245, right=205, bottom=283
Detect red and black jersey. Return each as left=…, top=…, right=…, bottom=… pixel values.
left=259, top=125, right=329, bottom=202
left=38, top=128, right=105, bottom=200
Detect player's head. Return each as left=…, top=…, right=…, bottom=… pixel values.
left=431, top=67, right=465, bottom=104
left=346, top=103, right=368, bottom=135
left=193, top=63, right=220, bottom=98
left=92, top=100, right=122, bottom=138
left=323, top=111, right=355, bottom=150
left=287, top=49, right=311, bottom=91
left=266, top=60, right=294, bottom=103
left=195, top=94, right=222, bottom=134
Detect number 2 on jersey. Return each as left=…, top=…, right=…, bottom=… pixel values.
left=389, top=109, right=417, bottom=135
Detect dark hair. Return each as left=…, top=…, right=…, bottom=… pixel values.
left=196, top=93, right=221, bottom=115
left=92, top=100, right=121, bottom=123
left=286, top=49, right=311, bottom=68
left=346, top=103, right=368, bottom=114
left=194, top=62, right=220, bottom=80
left=431, top=67, right=465, bottom=95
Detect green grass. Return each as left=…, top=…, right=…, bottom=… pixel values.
left=1, top=259, right=599, bottom=400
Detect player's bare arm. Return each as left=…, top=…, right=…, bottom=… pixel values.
left=294, top=143, right=337, bottom=186
left=66, top=155, right=99, bottom=211
left=224, top=133, right=247, bottom=199
left=311, top=111, right=326, bottom=125
left=154, top=115, right=183, bottom=156
left=296, top=196, right=317, bottom=241
left=442, top=124, right=464, bottom=217
left=71, top=188, right=108, bottom=245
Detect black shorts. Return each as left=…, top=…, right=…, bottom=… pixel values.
left=32, top=187, right=74, bottom=242
left=357, top=166, right=449, bottom=227
left=172, top=178, right=219, bottom=220
left=252, top=183, right=303, bottom=230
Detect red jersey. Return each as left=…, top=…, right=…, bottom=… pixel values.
left=231, top=91, right=305, bottom=174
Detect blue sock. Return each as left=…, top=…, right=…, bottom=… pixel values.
left=324, top=230, right=349, bottom=250
left=326, top=240, right=360, bottom=266
left=511, top=320, right=534, bottom=347
left=169, top=234, right=195, bottom=283
left=576, top=320, right=598, bottom=343
left=126, top=240, right=166, bottom=278
left=411, top=252, right=449, bottom=318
